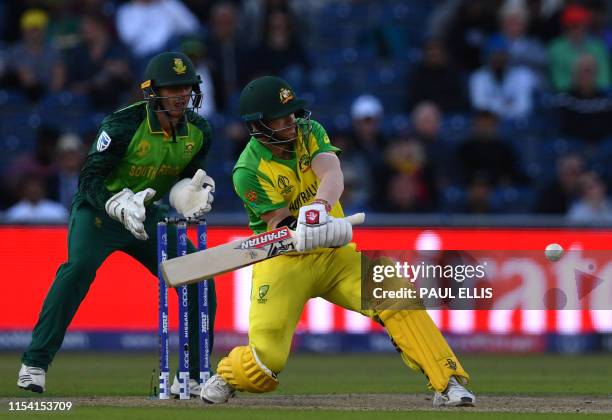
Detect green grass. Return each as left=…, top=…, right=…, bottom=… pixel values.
left=1, top=352, right=611, bottom=419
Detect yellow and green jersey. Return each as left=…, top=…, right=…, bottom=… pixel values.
left=233, top=120, right=344, bottom=234
left=74, top=101, right=212, bottom=210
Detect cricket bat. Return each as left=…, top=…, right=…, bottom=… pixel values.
left=160, top=212, right=365, bottom=287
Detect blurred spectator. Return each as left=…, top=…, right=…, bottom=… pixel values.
left=241, top=0, right=311, bottom=48
left=0, top=9, right=65, bottom=102
left=525, top=0, right=564, bottom=42
left=548, top=4, right=610, bottom=92
left=4, top=173, right=68, bottom=223
left=497, top=0, right=549, bottom=79
left=332, top=132, right=372, bottom=213
left=567, top=171, right=612, bottom=222
left=116, top=0, right=200, bottom=59
left=469, top=34, right=538, bottom=119
left=457, top=111, right=524, bottom=186
left=443, top=0, right=501, bottom=71
left=412, top=101, right=443, bottom=143
left=245, top=9, right=310, bottom=88
left=376, top=139, right=437, bottom=212
left=63, top=13, right=133, bottom=112
left=47, top=133, right=85, bottom=210
left=344, top=95, right=387, bottom=210
left=181, top=39, right=216, bottom=117
left=411, top=102, right=453, bottom=188
left=587, top=0, right=612, bottom=52
left=406, top=38, right=468, bottom=113
left=535, top=154, right=584, bottom=214
left=206, top=1, right=247, bottom=113
left=555, top=54, right=612, bottom=142
left=349, top=94, right=387, bottom=160
left=461, top=175, right=494, bottom=213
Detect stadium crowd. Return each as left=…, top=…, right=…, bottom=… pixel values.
left=2, top=0, right=612, bottom=223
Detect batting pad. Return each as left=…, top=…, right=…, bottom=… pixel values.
left=218, top=345, right=278, bottom=393
left=379, top=310, right=470, bottom=392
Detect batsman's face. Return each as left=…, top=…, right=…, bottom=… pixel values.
left=266, top=113, right=297, bottom=141
left=158, top=85, right=192, bottom=118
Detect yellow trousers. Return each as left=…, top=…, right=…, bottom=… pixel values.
left=238, top=244, right=469, bottom=392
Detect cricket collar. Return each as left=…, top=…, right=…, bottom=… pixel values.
left=146, top=103, right=189, bottom=138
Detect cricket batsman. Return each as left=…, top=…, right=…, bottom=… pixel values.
left=18, top=52, right=217, bottom=397
left=200, top=76, right=475, bottom=407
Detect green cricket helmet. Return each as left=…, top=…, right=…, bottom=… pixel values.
left=239, top=76, right=310, bottom=144
left=140, top=51, right=202, bottom=112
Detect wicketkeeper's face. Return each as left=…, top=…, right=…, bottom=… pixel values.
left=157, top=85, right=193, bottom=118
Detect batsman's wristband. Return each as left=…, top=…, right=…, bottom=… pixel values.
left=313, top=198, right=331, bottom=212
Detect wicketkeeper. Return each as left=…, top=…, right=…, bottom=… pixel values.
left=18, top=52, right=217, bottom=397
left=200, top=76, right=475, bottom=407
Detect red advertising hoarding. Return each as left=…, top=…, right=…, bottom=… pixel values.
left=1, top=226, right=611, bottom=335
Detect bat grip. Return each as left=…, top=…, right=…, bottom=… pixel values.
left=344, top=212, right=365, bottom=226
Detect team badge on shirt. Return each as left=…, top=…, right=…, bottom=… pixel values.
left=96, top=131, right=112, bottom=152
left=136, top=140, right=151, bottom=157
left=299, top=154, right=311, bottom=172
left=184, top=143, right=194, bottom=154
left=257, top=285, right=269, bottom=303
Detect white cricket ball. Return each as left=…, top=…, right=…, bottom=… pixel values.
left=545, top=243, right=564, bottom=262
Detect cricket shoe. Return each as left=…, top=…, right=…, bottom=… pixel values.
left=200, top=374, right=235, bottom=404
left=17, top=364, right=46, bottom=393
left=433, top=376, right=475, bottom=407
left=170, top=376, right=202, bottom=398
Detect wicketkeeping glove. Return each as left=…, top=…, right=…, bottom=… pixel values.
left=169, top=169, right=215, bottom=218
left=105, top=188, right=156, bottom=240
left=295, top=203, right=352, bottom=252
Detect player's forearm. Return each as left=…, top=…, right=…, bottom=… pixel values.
left=78, top=155, right=117, bottom=210
left=312, top=153, right=344, bottom=208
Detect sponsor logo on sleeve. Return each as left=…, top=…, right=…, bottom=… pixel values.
left=96, top=131, right=112, bottom=152
left=245, top=190, right=258, bottom=203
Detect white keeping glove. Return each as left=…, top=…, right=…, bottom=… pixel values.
left=169, top=169, right=215, bottom=218
left=105, top=188, right=156, bottom=240
left=295, top=203, right=352, bottom=252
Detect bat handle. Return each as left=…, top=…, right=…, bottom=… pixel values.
left=344, top=212, right=365, bottom=226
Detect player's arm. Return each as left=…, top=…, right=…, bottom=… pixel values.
left=310, top=152, right=343, bottom=211
left=261, top=207, right=294, bottom=230
left=294, top=152, right=351, bottom=252
left=261, top=150, right=343, bottom=229
left=79, top=130, right=129, bottom=210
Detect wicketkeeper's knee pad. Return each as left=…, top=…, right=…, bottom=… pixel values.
left=217, top=345, right=279, bottom=393
left=378, top=309, right=470, bottom=392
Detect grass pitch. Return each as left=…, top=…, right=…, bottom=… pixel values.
left=1, top=352, right=611, bottom=419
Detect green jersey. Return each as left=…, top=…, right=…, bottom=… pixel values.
left=232, top=120, right=342, bottom=234
left=74, top=101, right=212, bottom=210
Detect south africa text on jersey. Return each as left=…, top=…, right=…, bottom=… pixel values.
left=129, top=164, right=182, bottom=179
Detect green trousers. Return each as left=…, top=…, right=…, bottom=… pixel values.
left=22, top=202, right=217, bottom=380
